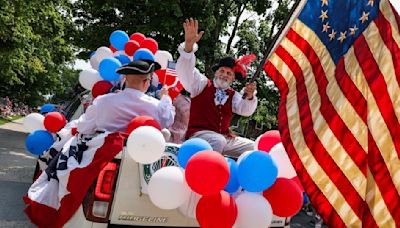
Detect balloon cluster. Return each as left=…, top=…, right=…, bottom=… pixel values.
left=79, top=30, right=183, bottom=100
left=123, top=116, right=304, bottom=226
left=128, top=130, right=304, bottom=228
left=23, top=109, right=67, bottom=156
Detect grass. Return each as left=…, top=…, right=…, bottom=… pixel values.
left=0, top=115, right=22, bottom=125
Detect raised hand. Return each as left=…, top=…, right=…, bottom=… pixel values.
left=183, top=18, right=204, bottom=53
left=244, top=81, right=257, bottom=100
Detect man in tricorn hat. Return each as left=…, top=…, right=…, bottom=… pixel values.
left=77, top=59, right=175, bottom=134
left=176, top=18, right=257, bottom=157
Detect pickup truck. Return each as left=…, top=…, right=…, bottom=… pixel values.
left=32, top=96, right=290, bottom=227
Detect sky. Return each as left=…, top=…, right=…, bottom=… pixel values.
left=74, top=0, right=400, bottom=70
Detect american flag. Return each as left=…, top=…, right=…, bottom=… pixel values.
left=264, top=0, right=400, bottom=227
left=166, top=60, right=178, bottom=88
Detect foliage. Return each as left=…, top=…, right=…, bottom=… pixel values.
left=0, top=0, right=77, bottom=106
left=0, top=115, right=22, bottom=125
left=231, top=0, right=294, bottom=134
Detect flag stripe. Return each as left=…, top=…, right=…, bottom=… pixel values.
left=365, top=168, right=395, bottom=228
left=384, top=2, right=400, bottom=54
left=269, top=50, right=363, bottom=226
left=377, top=6, right=400, bottom=89
left=285, top=28, right=368, bottom=174
left=367, top=135, right=400, bottom=226
left=389, top=3, right=400, bottom=34
left=265, top=61, right=348, bottom=228
left=344, top=44, right=400, bottom=223
left=353, top=35, right=400, bottom=159
left=279, top=35, right=367, bottom=198
left=291, top=20, right=369, bottom=153
left=365, top=22, right=400, bottom=123
left=335, top=58, right=367, bottom=123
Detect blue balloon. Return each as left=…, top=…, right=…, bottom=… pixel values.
left=303, top=192, right=310, bottom=205
left=178, top=138, right=212, bottom=168
left=109, top=30, right=129, bottom=50
left=133, top=48, right=155, bottom=61
left=99, top=57, right=122, bottom=81
left=25, top=130, right=54, bottom=155
left=224, top=158, right=240, bottom=193
left=238, top=151, right=278, bottom=192
left=115, top=55, right=131, bottom=65
left=40, top=103, right=56, bottom=114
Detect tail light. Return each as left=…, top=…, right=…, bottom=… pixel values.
left=82, top=160, right=120, bottom=223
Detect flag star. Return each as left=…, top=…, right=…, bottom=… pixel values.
left=337, top=31, right=347, bottom=43
left=349, top=25, right=358, bottom=36
left=319, top=10, right=328, bottom=22
left=359, top=11, right=370, bottom=24
left=367, top=0, right=374, bottom=7
left=322, top=22, right=331, bottom=33
left=321, top=0, right=328, bottom=6
left=328, top=29, right=337, bottom=41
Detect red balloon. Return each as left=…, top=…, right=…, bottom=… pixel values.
left=126, top=116, right=161, bottom=134
left=139, top=38, right=158, bottom=54
left=92, top=80, right=113, bottom=98
left=44, top=112, right=66, bottom=133
left=291, top=176, right=304, bottom=192
left=262, top=178, right=303, bottom=217
left=196, top=191, right=237, bottom=228
left=109, top=45, right=117, bottom=53
left=130, top=32, right=146, bottom=43
left=185, top=150, right=230, bottom=196
left=124, top=40, right=140, bottom=56
left=258, top=130, right=281, bottom=152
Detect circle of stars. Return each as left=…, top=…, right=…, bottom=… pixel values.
left=320, top=0, right=374, bottom=43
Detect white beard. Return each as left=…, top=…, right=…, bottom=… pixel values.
left=213, top=78, right=231, bottom=90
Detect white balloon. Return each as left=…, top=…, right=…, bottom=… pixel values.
left=113, top=50, right=126, bottom=57
left=155, top=50, right=173, bottom=69
left=90, top=54, right=100, bottom=70
left=254, top=135, right=261, bottom=150
left=23, top=113, right=45, bottom=132
left=178, top=189, right=201, bottom=218
left=148, top=167, right=191, bottom=210
left=79, top=69, right=102, bottom=90
left=95, top=46, right=113, bottom=62
left=270, top=143, right=297, bottom=178
left=126, top=126, right=166, bottom=164
left=234, top=192, right=273, bottom=228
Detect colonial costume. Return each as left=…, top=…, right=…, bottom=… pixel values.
left=176, top=43, right=257, bottom=157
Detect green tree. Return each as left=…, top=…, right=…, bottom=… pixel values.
left=0, top=0, right=76, bottom=106
left=71, top=0, right=272, bottom=73
left=231, top=0, right=294, bottom=135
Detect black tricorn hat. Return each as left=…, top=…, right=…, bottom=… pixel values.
left=211, top=57, right=236, bottom=72
left=211, top=56, right=244, bottom=81
left=116, top=59, right=161, bottom=75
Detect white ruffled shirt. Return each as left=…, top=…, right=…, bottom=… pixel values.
left=77, top=88, right=175, bottom=134
left=176, top=42, right=258, bottom=117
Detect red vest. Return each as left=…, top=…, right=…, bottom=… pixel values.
left=186, top=80, right=235, bottom=138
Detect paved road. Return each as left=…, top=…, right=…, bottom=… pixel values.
left=0, top=119, right=35, bottom=228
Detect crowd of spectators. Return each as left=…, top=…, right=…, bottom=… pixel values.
left=0, top=96, right=32, bottom=119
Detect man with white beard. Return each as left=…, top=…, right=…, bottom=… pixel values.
left=176, top=18, right=258, bottom=157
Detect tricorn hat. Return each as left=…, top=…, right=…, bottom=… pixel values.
left=116, top=59, right=161, bottom=75
left=211, top=54, right=256, bottom=80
